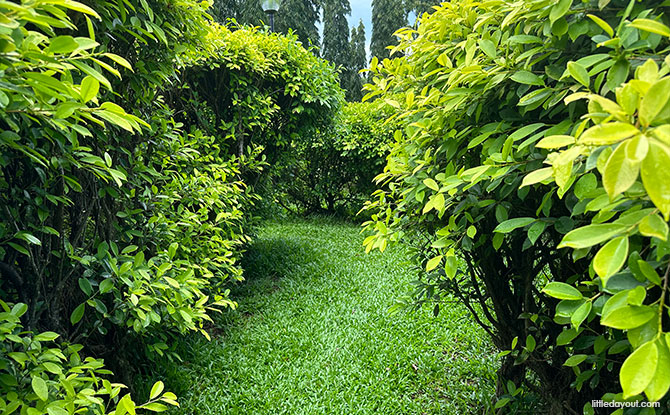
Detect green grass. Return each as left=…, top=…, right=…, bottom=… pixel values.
left=161, top=219, right=496, bottom=414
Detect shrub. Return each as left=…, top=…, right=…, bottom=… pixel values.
left=268, top=101, right=396, bottom=216
left=0, top=301, right=176, bottom=414
left=362, top=0, right=670, bottom=412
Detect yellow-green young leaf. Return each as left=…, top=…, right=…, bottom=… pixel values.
left=602, top=142, right=640, bottom=199
left=558, top=224, right=626, bottom=249
left=639, top=213, right=669, bottom=241
left=31, top=376, right=48, bottom=401
left=578, top=122, right=640, bottom=145
left=104, top=53, right=134, bottom=72
left=645, top=338, right=670, bottom=401
left=426, top=255, right=443, bottom=271
left=467, top=225, right=477, bottom=238
left=639, top=78, right=670, bottom=127
left=542, top=282, right=583, bottom=300
left=616, top=83, right=639, bottom=115
left=640, top=140, right=670, bottom=220
left=423, top=192, right=445, bottom=214
left=521, top=167, right=553, bottom=187
left=567, top=61, right=590, bottom=87
left=630, top=18, right=670, bottom=37
left=445, top=255, right=457, bottom=279
left=593, top=236, right=628, bottom=283
left=620, top=340, right=658, bottom=399
left=150, top=381, right=164, bottom=400
left=423, top=178, right=439, bottom=191
left=601, top=305, right=656, bottom=329
left=625, top=134, right=649, bottom=163
left=536, top=135, right=574, bottom=149
left=571, top=301, right=592, bottom=328
left=80, top=76, right=99, bottom=103
left=588, top=14, right=614, bottom=37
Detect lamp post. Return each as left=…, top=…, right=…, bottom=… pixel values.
left=262, top=0, right=281, bottom=32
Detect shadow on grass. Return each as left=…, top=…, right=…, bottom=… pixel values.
left=140, top=233, right=320, bottom=400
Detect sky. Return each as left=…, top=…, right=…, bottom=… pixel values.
left=349, top=0, right=372, bottom=35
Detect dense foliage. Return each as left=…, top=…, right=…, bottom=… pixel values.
left=362, top=0, right=670, bottom=412
left=267, top=101, right=394, bottom=216
left=0, top=0, right=342, bottom=412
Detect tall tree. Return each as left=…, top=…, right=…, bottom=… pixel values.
left=343, top=20, right=367, bottom=101
left=405, top=0, right=438, bottom=18
left=371, top=0, right=407, bottom=60
left=275, top=0, right=321, bottom=47
left=321, top=0, right=352, bottom=68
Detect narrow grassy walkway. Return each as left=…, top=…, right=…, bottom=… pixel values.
left=164, top=220, right=496, bottom=414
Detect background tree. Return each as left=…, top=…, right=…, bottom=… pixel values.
left=276, top=0, right=321, bottom=48
left=342, top=20, right=367, bottom=101
left=370, top=0, right=406, bottom=60
left=321, top=0, right=352, bottom=68
left=405, top=0, right=437, bottom=18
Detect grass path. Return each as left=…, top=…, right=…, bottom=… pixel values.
left=163, top=219, right=496, bottom=414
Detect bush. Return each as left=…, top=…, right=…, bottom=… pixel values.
left=362, top=0, right=670, bottom=412
left=268, top=101, right=396, bottom=216
left=0, top=301, right=176, bottom=414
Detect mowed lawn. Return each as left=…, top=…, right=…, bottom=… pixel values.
left=162, top=219, right=496, bottom=414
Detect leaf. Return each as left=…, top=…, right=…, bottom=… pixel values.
left=494, top=217, right=535, bottom=233
left=559, top=224, right=627, bottom=249
left=567, top=61, right=590, bottom=87
left=638, top=260, right=662, bottom=285
left=32, top=376, right=48, bottom=401
left=78, top=278, right=93, bottom=296
left=621, top=340, right=658, bottom=398
left=423, top=178, right=439, bottom=191
left=70, top=303, right=85, bottom=325
left=62, top=0, right=101, bottom=19
left=578, top=122, right=639, bottom=145
left=150, top=381, right=165, bottom=400
left=630, top=18, right=670, bottom=37
left=527, top=221, right=546, bottom=245
left=550, top=0, right=572, bottom=24
left=48, top=35, right=79, bottom=54
left=564, top=354, right=588, bottom=367
left=33, top=331, right=59, bottom=342
left=511, top=71, right=544, bottom=86
left=593, top=236, right=628, bottom=284
left=542, top=282, right=583, bottom=300
left=479, top=39, right=496, bottom=59
left=104, top=53, right=134, bottom=72
left=80, top=76, right=100, bottom=103
left=639, top=214, right=669, bottom=241
left=571, top=301, right=592, bottom=328
left=640, top=140, right=670, bottom=220
left=601, top=305, right=656, bottom=329
left=520, top=167, right=553, bottom=187
left=536, top=135, right=574, bottom=149
left=603, top=142, right=639, bottom=199
left=645, top=338, right=670, bottom=401
left=426, top=255, right=443, bottom=271
left=587, top=14, right=614, bottom=37
left=639, top=78, right=670, bottom=127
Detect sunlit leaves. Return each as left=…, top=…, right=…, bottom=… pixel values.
left=629, top=18, right=670, bottom=37
left=593, top=236, right=628, bottom=284
left=578, top=122, right=639, bottom=145
left=640, top=140, right=670, bottom=219
left=542, top=282, right=583, bottom=300
left=602, top=142, right=639, bottom=199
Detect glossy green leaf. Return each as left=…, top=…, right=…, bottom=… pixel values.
left=542, top=282, right=583, bottom=300
left=578, top=122, right=639, bottom=145
left=558, top=224, right=626, bottom=249
left=567, top=61, right=590, bottom=87
left=639, top=78, right=670, bottom=127
left=32, top=376, right=49, bottom=401
left=494, top=217, right=535, bottom=233
left=630, top=18, right=670, bottom=37
left=601, top=305, right=656, bottom=329
left=640, top=140, right=670, bottom=220
left=603, top=142, right=639, bottom=199
left=639, top=213, right=669, bottom=241
left=593, top=236, right=628, bottom=284
left=621, top=340, right=658, bottom=398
